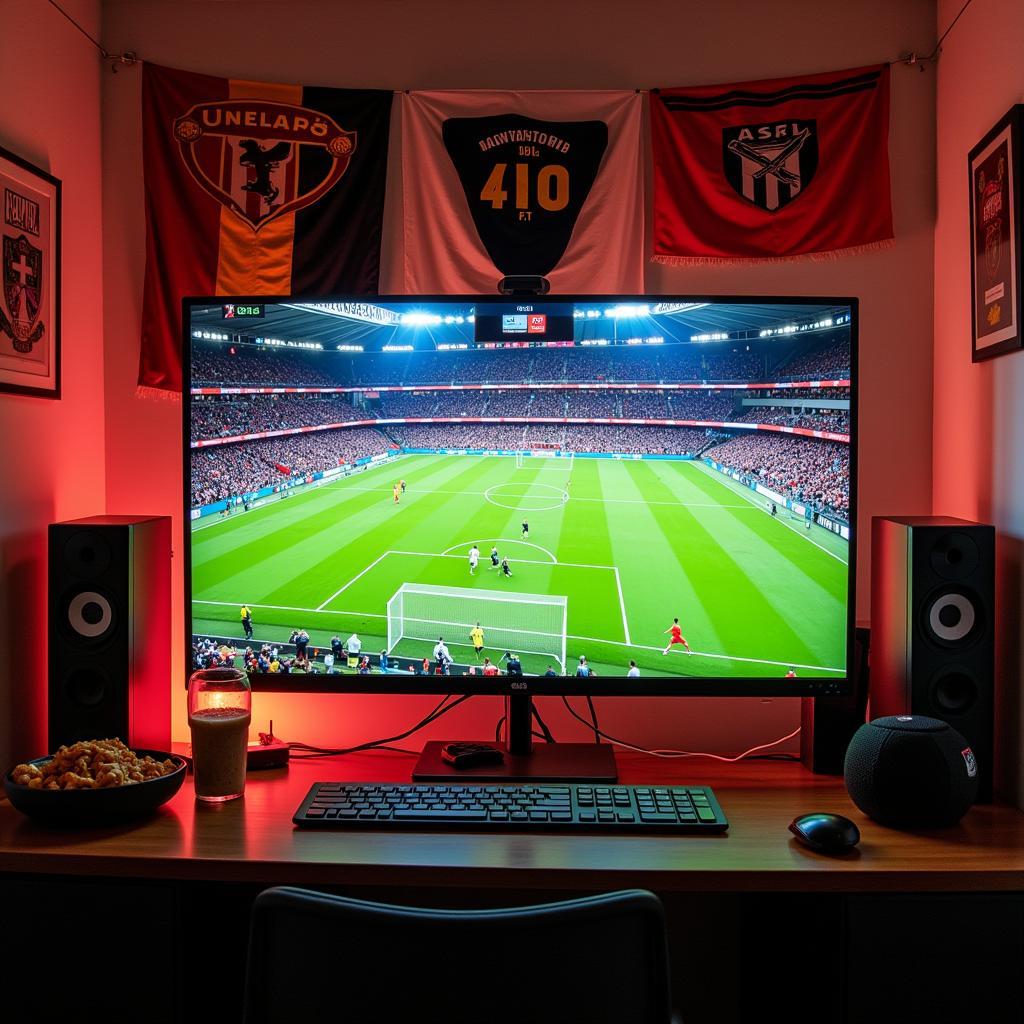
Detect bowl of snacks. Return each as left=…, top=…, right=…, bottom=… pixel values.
left=4, top=738, right=187, bottom=825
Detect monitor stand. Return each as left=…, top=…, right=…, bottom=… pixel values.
left=412, top=693, right=618, bottom=782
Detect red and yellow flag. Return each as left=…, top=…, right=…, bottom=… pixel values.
left=141, top=63, right=392, bottom=391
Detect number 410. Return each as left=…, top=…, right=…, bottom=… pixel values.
left=480, top=163, right=569, bottom=215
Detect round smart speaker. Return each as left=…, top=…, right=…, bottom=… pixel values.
left=843, top=716, right=979, bottom=828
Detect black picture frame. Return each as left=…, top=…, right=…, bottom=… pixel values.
left=0, top=145, right=61, bottom=398
left=970, top=105, right=1023, bottom=362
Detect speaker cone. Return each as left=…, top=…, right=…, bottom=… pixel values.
left=66, top=590, right=115, bottom=639
left=923, top=589, right=979, bottom=645
left=63, top=667, right=110, bottom=709
left=929, top=667, right=978, bottom=715
left=63, top=530, right=113, bottom=576
left=928, top=531, right=980, bottom=580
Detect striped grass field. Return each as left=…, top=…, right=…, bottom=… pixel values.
left=190, top=452, right=849, bottom=679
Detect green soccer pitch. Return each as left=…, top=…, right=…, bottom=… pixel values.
left=190, top=452, right=850, bottom=679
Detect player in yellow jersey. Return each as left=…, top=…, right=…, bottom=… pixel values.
left=470, top=622, right=485, bottom=660
left=393, top=483, right=400, bottom=504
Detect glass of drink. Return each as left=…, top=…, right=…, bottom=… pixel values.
left=188, top=667, right=251, bottom=802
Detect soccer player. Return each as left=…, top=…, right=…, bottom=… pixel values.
left=522, top=517, right=529, bottom=539
left=240, top=604, right=253, bottom=641
left=488, top=545, right=500, bottom=570
left=575, top=656, right=591, bottom=678
left=482, top=657, right=500, bottom=676
left=470, top=622, right=484, bottom=659
left=393, top=483, right=400, bottom=504
left=543, top=665, right=558, bottom=677
left=771, top=502, right=778, bottom=517
left=500, top=557, right=513, bottom=578
left=400, top=478, right=406, bottom=493
left=433, top=636, right=451, bottom=667
left=785, top=667, right=798, bottom=678
left=627, top=660, right=640, bottom=678
left=662, top=618, right=692, bottom=655
left=468, top=543, right=480, bottom=576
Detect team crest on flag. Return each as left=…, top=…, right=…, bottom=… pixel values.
left=1, top=233, right=44, bottom=351
left=722, top=120, right=818, bottom=213
left=651, top=65, right=892, bottom=262
left=173, top=100, right=357, bottom=231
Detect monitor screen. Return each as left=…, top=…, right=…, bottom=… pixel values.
left=185, top=295, right=856, bottom=695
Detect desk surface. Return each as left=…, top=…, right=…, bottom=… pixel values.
left=2, top=751, right=1024, bottom=892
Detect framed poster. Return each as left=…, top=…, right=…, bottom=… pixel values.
left=0, top=146, right=60, bottom=397
left=970, top=106, right=1023, bottom=362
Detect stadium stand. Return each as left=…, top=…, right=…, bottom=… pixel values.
left=704, top=433, right=850, bottom=517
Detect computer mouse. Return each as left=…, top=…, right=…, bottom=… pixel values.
left=788, top=812, right=860, bottom=854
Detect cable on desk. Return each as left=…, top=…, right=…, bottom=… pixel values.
left=288, top=695, right=471, bottom=758
left=560, top=696, right=801, bottom=762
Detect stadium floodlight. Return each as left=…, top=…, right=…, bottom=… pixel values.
left=386, top=583, right=567, bottom=673
left=605, top=303, right=650, bottom=318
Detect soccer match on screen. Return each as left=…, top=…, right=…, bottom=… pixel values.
left=188, top=298, right=852, bottom=683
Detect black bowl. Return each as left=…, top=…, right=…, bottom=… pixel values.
left=4, top=750, right=187, bottom=826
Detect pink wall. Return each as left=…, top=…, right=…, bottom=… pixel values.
left=0, top=0, right=106, bottom=769
left=933, top=0, right=1024, bottom=803
left=99, top=0, right=936, bottom=753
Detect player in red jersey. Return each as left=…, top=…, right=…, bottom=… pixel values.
left=661, top=617, right=692, bottom=655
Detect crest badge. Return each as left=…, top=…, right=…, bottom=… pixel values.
left=723, top=120, right=818, bottom=212
left=1, top=233, right=44, bottom=352
left=173, top=100, right=357, bottom=231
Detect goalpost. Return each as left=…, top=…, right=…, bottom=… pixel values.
left=386, top=583, right=568, bottom=672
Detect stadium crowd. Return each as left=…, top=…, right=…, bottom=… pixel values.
left=704, top=433, right=850, bottom=517
left=191, top=394, right=365, bottom=440
left=191, top=427, right=392, bottom=505
left=773, top=338, right=850, bottom=381
left=734, top=406, right=851, bottom=432
left=191, top=336, right=853, bottom=390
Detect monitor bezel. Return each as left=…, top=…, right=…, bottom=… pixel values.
left=183, top=294, right=858, bottom=698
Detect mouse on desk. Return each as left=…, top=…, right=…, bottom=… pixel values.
left=788, top=812, right=861, bottom=855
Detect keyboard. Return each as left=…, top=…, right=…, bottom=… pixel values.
left=293, top=782, right=728, bottom=833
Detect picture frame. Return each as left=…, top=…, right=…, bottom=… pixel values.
left=0, top=145, right=61, bottom=398
left=970, top=105, right=1024, bottom=362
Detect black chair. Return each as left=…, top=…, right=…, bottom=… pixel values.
left=244, top=886, right=675, bottom=1024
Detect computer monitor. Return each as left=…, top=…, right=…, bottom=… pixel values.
left=185, top=295, right=856, bottom=775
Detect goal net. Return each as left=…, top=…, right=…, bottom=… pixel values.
left=386, top=583, right=567, bottom=671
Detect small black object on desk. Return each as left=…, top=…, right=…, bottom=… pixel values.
left=789, top=812, right=861, bottom=854
left=441, top=742, right=505, bottom=769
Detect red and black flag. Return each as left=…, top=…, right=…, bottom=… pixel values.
left=651, top=65, right=893, bottom=263
left=140, top=63, right=392, bottom=392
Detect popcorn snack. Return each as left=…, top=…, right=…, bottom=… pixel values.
left=11, top=738, right=176, bottom=791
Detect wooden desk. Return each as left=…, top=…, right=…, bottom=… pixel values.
left=3, top=752, right=1023, bottom=1024
left=2, top=750, right=1023, bottom=891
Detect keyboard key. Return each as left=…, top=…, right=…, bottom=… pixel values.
left=697, top=807, right=717, bottom=822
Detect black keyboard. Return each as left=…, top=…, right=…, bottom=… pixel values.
left=293, top=782, right=728, bottom=833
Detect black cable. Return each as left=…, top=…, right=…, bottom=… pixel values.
left=494, top=714, right=506, bottom=744
left=531, top=703, right=556, bottom=744
left=287, top=694, right=468, bottom=758
left=585, top=695, right=601, bottom=744
left=928, top=0, right=972, bottom=61
left=46, top=0, right=108, bottom=56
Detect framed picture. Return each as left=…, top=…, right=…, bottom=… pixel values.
left=970, top=106, right=1023, bottom=362
left=0, top=146, right=60, bottom=397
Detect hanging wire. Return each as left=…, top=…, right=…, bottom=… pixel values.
left=898, top=0, right=973, bottom=71
left=46, top=0, right=139, bottom=72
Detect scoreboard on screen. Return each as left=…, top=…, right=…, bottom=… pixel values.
left=474, top=302, right=574, bottom=344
